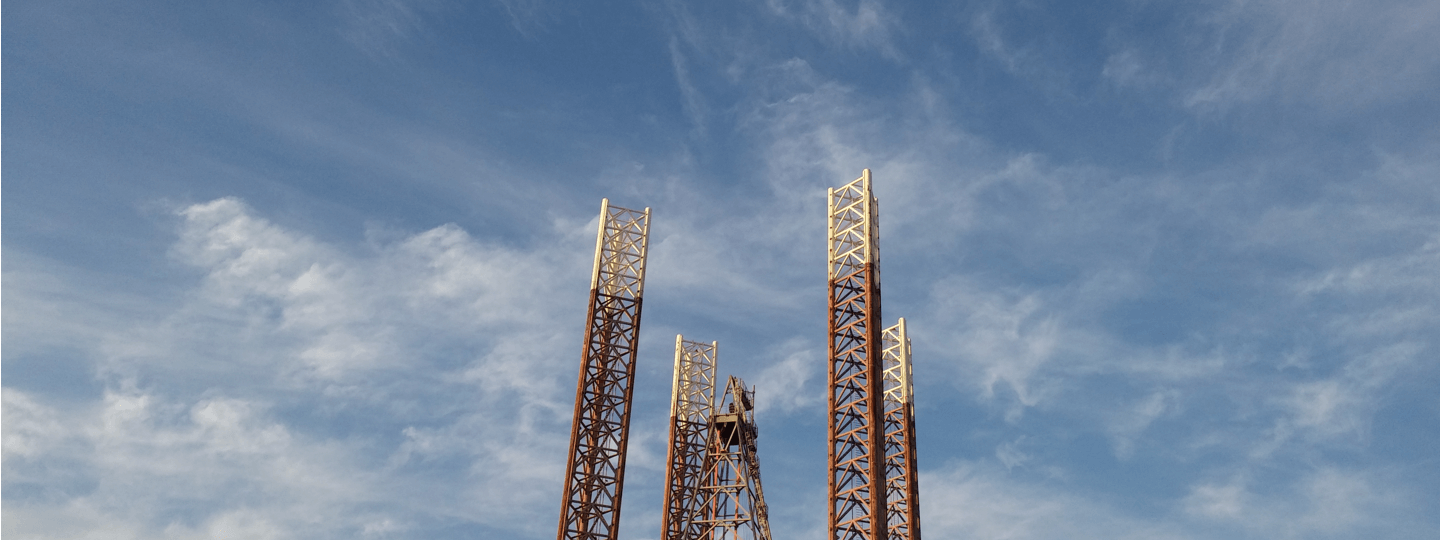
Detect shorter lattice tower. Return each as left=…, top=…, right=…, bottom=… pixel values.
left=660, top=336, right=720, bottom=540
left=882, top=319, right=921, bottom=540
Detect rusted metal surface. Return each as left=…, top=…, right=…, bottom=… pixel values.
left=660, top=337, right=720, bottom=540
left=826, top=170, right=888, bottom=540
left=556, top=200, right=651, bottom=540
left=693, top=376, right=772, bottom=540
left=882, top=319, right=920, bottom=540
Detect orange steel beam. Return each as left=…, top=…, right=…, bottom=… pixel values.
left=556, top=200, right=651, bottom=540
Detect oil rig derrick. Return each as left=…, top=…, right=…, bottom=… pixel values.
left=660, top=337, right=720, bottom=540
left=553, top=174, right=922, bottom=540
left=881, top=319, right=920, bottom=540
left=827, top=169, right=888, bottom=540
left=556, top=199, right=651, bottom=540
left=693, top=376, right=772, bottom=540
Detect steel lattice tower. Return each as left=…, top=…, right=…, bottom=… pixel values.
left=660, top=336, right=720, bottom=540
left=693, top=376, right=773, bottom=540
left=826, top=169, right=888, bottom=540
left=556, top=199, right=652, bottom=540
left=881, top=319, right=920, bottom=540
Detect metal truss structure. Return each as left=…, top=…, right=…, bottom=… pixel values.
left=881, top=319, right=921, bottom=540
left=826, top=169, right=888, bottom=540
left=660, top=337, right=720, bottom=540
left=693, top=376, right=773, bottom=540
left=557, top=199, right=652, bottom=540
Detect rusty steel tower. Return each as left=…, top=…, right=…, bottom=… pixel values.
left=660, top=336, right=720, bottom=540
left=693, top=376, right=773, bottom=540
left=826, top=169, right=888, bottom=540
left=882, top=319, right=920, bottom=540
left=556, top=199, right=652, bottom=540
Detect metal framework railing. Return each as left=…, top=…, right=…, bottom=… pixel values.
left=556, top=199, right=652, bottom=540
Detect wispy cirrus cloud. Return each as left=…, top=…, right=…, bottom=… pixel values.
left=1182, top=0, right=1440, bottom=111
left=921, top=462, right=1190, bottom=540
left=1181, top=466, right=1428, bottom=539
left=761, top=0, right=903, bottom=60
left=340, top=0, right=449, bottom=58
left=923, top=461, right=1427, bottom=540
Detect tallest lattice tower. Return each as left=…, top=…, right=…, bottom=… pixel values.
left=826, top=169, right=888, bottom=540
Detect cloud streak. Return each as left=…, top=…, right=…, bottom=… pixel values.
left=4, top=198, right=610, bottom=538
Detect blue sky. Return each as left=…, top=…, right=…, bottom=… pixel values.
left=4, top=0, right=1439, bottom=538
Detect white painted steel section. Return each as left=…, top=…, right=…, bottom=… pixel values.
left=592, top=201, right=651, bottom=299
left=671, top=335, right=685, bottom=417
left=882, top=318, right=912, bottom=405
left=827, top=169, right=880, bottom=280
left=671, top=337, right=719, bottom=423
left=590, top=198, right=609, bottom=290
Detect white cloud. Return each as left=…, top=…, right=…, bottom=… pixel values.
left=751, top=338, right=823, bottom=417
left=0, top=251, right=164, bottom=361
left=3, top=386, right=373, bottom=540
left=762, top=0, right=902, bottom=59
left=340, top=0, right=448, bottom=58
left=1298, top=233, right=1440, bottom=329
left=1254, top=341, right=1422, bottom=460
left=2, top=197, right=615, bottom=538
left=970, top=8, right=1035, bottom=77
left=1183, top=0, right=1440, bottom=110
left=145, top=197, right=598, bottom=388
left=171, top=198, right=392, bottom=378
left=925, top=277, right=1061, bottom=415
left=922, top=462, right=1190, bottom=540
left=923, top=462, right=1422, bottom=540
left=1101, top=48, right=1150, bottom=89
left=1180, top=467, right=1412, bottom=539
left=2, top=390, right=74, bottom=460
left=995, top=437, right=1031, bottom=470
left=1286, top=379, right=1356, bottom=432
left=1182, top=476, right=1249, bottom=521
left=669, top=37, right=710, bottom=137
left=1108, top=389, right=1175, bottom=459
left=491, top=0, right=552, bottom=35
